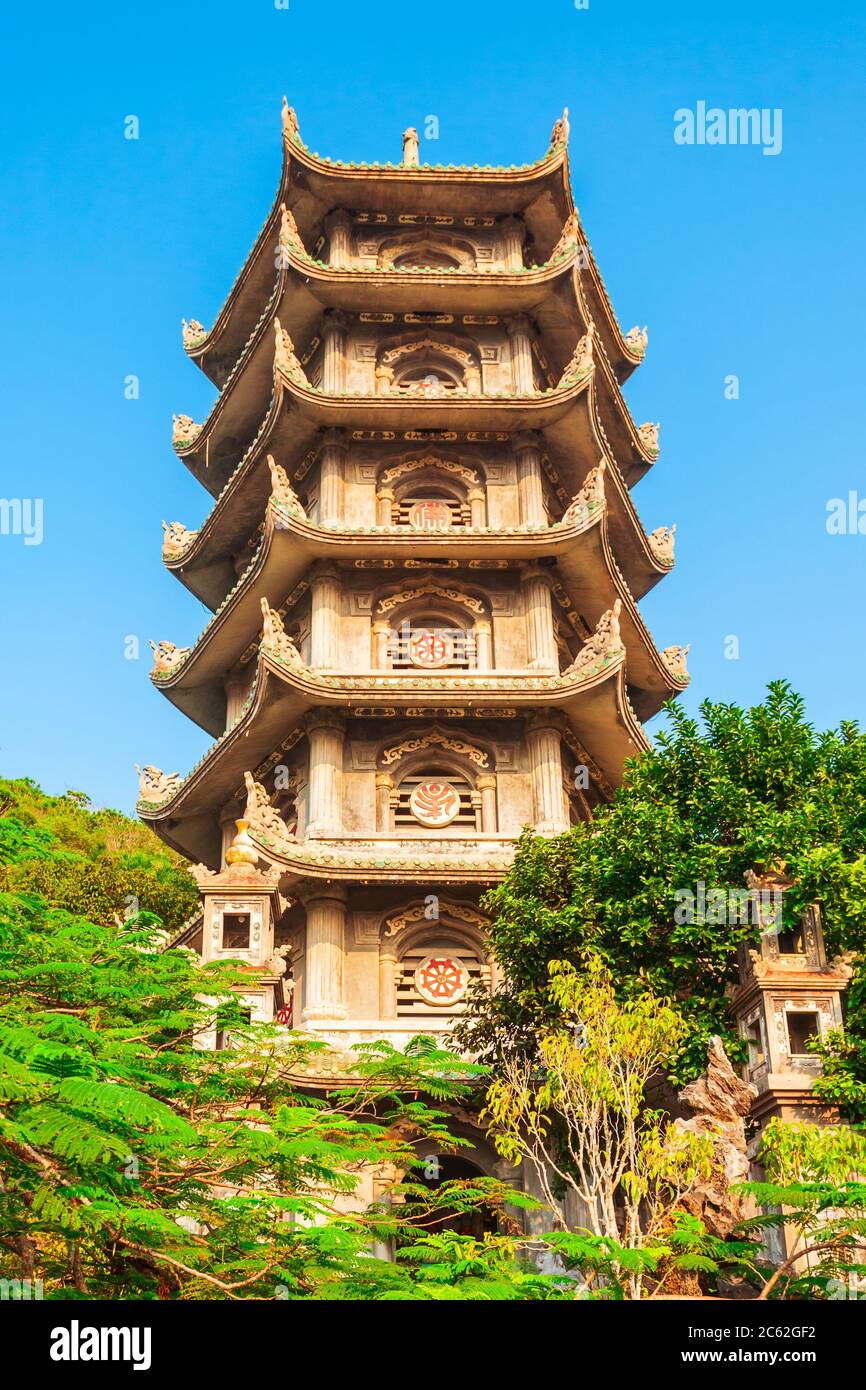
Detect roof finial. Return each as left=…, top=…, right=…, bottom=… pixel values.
left=225, top=818, right=259, bottom=866
left=281, top=96, right=300, bottom=143
left=402, top=126, right=420, bottom=168
left=551, top=107, right=570, bottom=148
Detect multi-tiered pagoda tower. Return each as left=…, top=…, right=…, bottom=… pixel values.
left=138, top=104, right=688, bottom=1070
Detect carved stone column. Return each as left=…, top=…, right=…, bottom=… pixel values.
left=474, top=618, right=493, bottom=671
left=512, top=432, right=546, bottom=527
left=321, top=309, right=350, bottom=394
left=318, top=429, right=346, bottom=527
left=465, top=364, right=482, bottom=396
left=376, top=487, right=396, bottom=525
left=506, top=314, right=536, bottom=394
left=378, top=946, right=399, bottom=1020
left=468, top=486, right=486, bottom=527
left=375, top=771, right=393, bottom=831
left=526, top=714, right=570, bottom=835
left=301, top=884, right=348, bottom=1022
left=310, top=563, right=342, bottom=669
left=372, top=619, right=391, bottom=670
left=324, top=209, right=353, bottom=269
left=477, top=773, right=498, bottom=832
left=521, top=564, right=558, bottom=671
left=499, top=215, right=526, bottom=271
left=305, top=710, right=345, bottom=839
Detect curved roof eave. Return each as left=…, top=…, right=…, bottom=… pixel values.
left=139, top=644, right=647, bottom=861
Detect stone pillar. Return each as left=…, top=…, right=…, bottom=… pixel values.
left=378, top=947, right=399, bottom=1020
left=318, top=429, right=346, bottom=527
left=526, top=714, right=570, bottom=835
left=324, top=209, right=353, bottom=269
left=468, top=486, right=486, bottom=527
left=305, top=711, right=345, bottom=839
left=506, top=314, right=536, bottom=394
left=477, top=773, right=498, bottom=832
left=499, top=215, right=526, bottom=271
left=465, top=364, right=482, bottom=396
left=372, top=619, right=392, bottom=670
left=521, top=564, right=558, bottom=671
left=474, top=619, right=493, bottom=671
left=512, top=432, right=546, bottom=527
left=322, top=310, right=349, bottom=394
left=301, top=885, right=348, bottom=1022
left=224, top=668, right=250, bottom=728
left=375, top=772, right=393, bottom=832
left=310, top=563, right=342, bottom=669
left=376, top=487, right=396, bottom=525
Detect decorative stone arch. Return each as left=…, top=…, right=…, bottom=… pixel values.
left=375, top=334, right=482, bottom=397
left=370, top=578, right=493, bottom=674
left=375, top=454, right=486, bottom=528
left=377, top=232, right=478, bottom=272
left=376, top=898, right=495, bottom=1020
left=374, top=730, right=498, bottom=836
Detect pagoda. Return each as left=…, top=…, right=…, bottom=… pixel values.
left=138, top=104, right=688, bottom=1073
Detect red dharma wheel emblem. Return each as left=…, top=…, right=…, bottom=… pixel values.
left=409, top=779, right=461, bottom=827
left=408, top=628, right=453, bottom=668
left=414, top=955, right=469, bottom=1005
left=408, top=499, right=452, bottom=531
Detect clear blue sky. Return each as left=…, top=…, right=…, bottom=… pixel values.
left=1, top=0, right=864, bottom=815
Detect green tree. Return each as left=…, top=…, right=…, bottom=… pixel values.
left=483, top=958, right=719, bottom=1298
left=457, top=683, right=866, bottom=1092
left=0, top=778, right=199, bottom=933
left=740, top=1120, right=866, bottom=1299
left=0, top=888, right=568, bottom=1300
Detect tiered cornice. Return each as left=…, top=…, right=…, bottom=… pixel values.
left=152, top=491, right=683, bottom=735
left=183, top=105, right=643, bottom=394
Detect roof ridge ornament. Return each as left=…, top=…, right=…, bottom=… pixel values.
left=563, top=458, right=606, bottom=524
left=550, top=107, right=570, bottom=149
left=162, top=519, right=198, bottom=558
left=564, top=598, right=624, bottom=675
left=402, top=126, right=420, bottom=168
left=272, top=317, right=307, bottom=384
left=172, top=413, right=202, bottom=450
left=260, top=597, right=305, bottom=667
left=638, top=420, right=660, bottom=456
left=135, top=763, right=181, bottom=803
left=558, top=319, right=595, bottom=386
left=243, top=770, right=296, bottom=852
left=281, top=96, right=300, bottom=144
left=662, top=643, right=690, bottom=682
left=266, top=454, right=306, bottom=518
left=648, top=523, right=676, bottom=566
left=278, top=204, right=307, bottom=261
left=549, top=210, right=581, bottom=264
left=625, top=324, right=648, bottom=357
left=149, top=639, right=191, bottom=677
left=182, top=318, right=207, bottom=350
